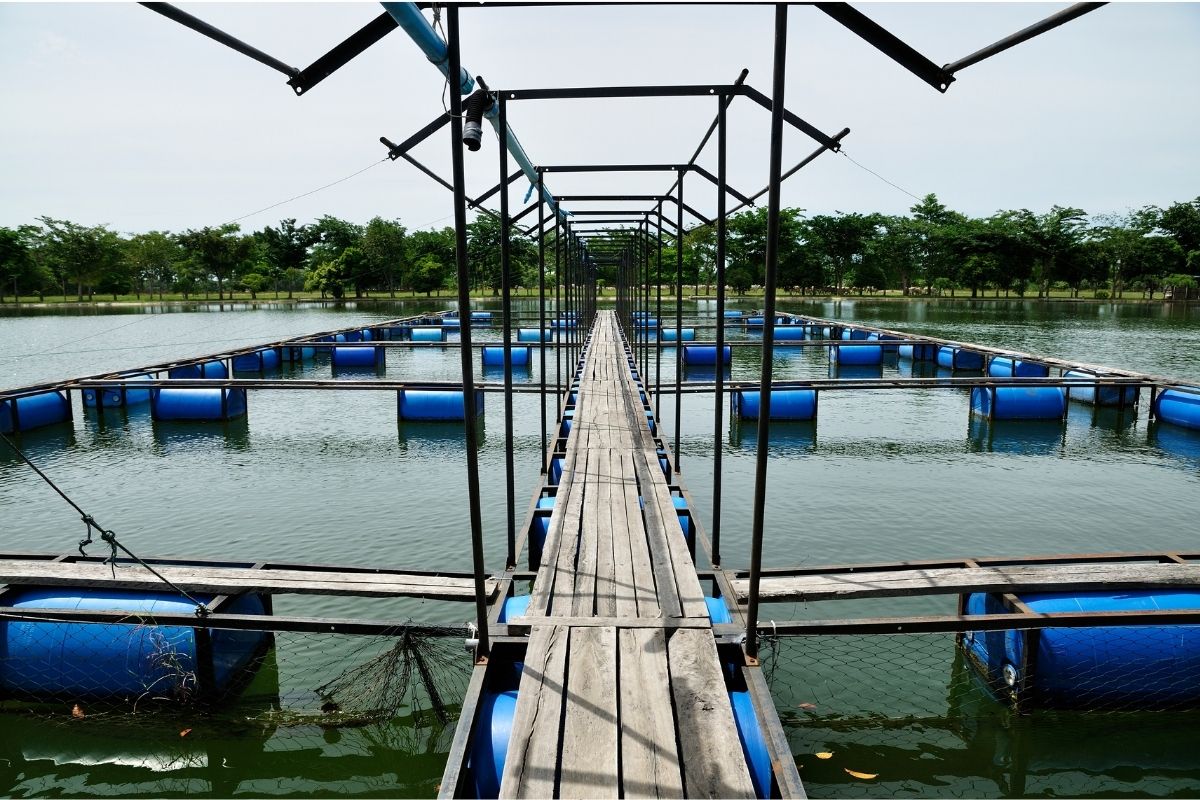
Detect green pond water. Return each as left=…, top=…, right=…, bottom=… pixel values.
left=0, top=298, right=1198, bottom=797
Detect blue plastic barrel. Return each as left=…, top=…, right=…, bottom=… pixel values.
left=660, top=328, right=696, bottom=342
left=232, top=348, right=280, bottom=373
left=470, top=311, right=493, bottom=322
left=734, top=389, right=817, bottom=420
left=683, top=345, right=732, bottom=365
left=152, top=388, right=247, bottom=421
left=634, top=317, right=659, bottom=328
left=840, top=328, right=872, bottom=341
left=723, top=310, right=744, bottom=318
left=168, top=361, right=227, bottom=379
left=482, top=345, right=531, bottom=366
left=0, top=390, right=71, bottom=434
left=745, top=317, right=765, bottom=326
left=0, top=589, right=267, bottom=698
left=774, top=327, right=805, bottom=342
left=898, top=343, right=937, bottom=361
left=332, top=346, right=384, bottom=369
left=704, top=596, right=732, bottom=624
left=971, top=386, right=1065, bottom=420
left=938, top=346, right=984, bottom=370
left=334, top=331, right=362, bottom=343
left=439, top=317, right=461, bottom=328
left=411, top=327, right=447, bottom=342
left=517, top=328, right=551, bottom=342
left=729, top=690, right=772, bottom=798
left=964, top=589, right=1200, bottom=708
left=473, top=690, right=518, bottom=798
left=832, top=343, right=882, bottom=365
left=1063, top=369, right=1138, bottom=407
left=1153, top=387, right=1200, bottom=430
left=398, top=389, right=484, bottom=421
left=83, top=375, right=152, bottom=409
left=552, top=318, right=578, bottom=329
left=988, top=356, right=1049, bottom=378
left=498, top=595, right=531, bottom=623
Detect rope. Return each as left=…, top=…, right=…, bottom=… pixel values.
left=839, top=149, right=923, bottom=202
left=0, top=431, right=211, bottom=615
left=222, top=158, right=388, bottom=226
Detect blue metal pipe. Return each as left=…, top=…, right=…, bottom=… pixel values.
left=381, top=2, right=563, bottom=220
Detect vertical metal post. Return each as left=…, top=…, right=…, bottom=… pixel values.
left=446, top=6, right=489, bottom=658
left=711, top=94, right=728, bottom=568
left=555, top=217, right=563, bottom=409
left=537, top=172, right=548, bottom=471
left=746, top=3, right=788, bottom=660
left=655, top=212, right=663, bottom=419
left=498, top=96, right=517, bottom=571
left=674, top=172, right=685, bottom=471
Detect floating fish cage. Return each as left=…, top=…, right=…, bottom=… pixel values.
left=963, top=589, right=1200, bottom=709
left=332, top=345, right=386, bottom=369
left=0, top=588, right=269, bottom=702
left=971, top=386, right=1066, bottom=420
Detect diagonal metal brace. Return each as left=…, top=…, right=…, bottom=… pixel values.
left=815, top=3, right=955, bottom=93
left=289, top=11, right=399, bottom=96
left=380, top=113, right=451, bottom=160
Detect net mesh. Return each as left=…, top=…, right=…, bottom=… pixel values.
left=0, top=614, right=474, bottom=796
left=761, top=628, right=1200, bottom=798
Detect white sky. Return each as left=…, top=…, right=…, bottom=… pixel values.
left=1, top=2, right=1197, bottom=235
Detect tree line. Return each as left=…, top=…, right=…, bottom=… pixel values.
left=657, top=194, right=1199, bottom=300
left=1, top=194, right=1196, bottom=303
left=0, top=214, right=536, bottom=303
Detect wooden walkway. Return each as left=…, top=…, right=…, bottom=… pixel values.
left=499, top=312, right=757, bottom=799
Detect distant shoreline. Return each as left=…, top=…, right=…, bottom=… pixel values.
left=0, top=291, right=1194, bottom=310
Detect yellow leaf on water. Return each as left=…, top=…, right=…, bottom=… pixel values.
left=844, top=769, right=878, bottom=780
left=71, top=704, right=85, bottom=719
left=815, top=752, right=833, bottom=760
left=180, top=728, right=192, bottom=738
left=797, top=702, right=817, bottom=710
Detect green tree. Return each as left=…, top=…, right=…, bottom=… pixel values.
left=176, top=224, right=253, bottom=300
left=240, top=272, right=268, bottom=299
left=0, top=225, right=48, bottom=302
left=254, top=218, right=312, bottom=299
left=361, top=217, right=407, bottom=297
left=308, top=216, right=365, bottom=296
left=124, top=231, right=183, bottom=300
left=804, top=212, right=879, bottom=293
left=36, top=217, right=125, bottom=301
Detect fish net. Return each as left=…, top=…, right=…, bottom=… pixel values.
left=0, top=613, right=475, bottom=796
left=760, top=628, right=1200, bottom=798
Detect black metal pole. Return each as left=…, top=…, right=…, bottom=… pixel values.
left=555, top=217, right=562, bottom=412
left=446, top=6, right=489, bottom=658
left=537, top=171, right=548, bottom=472
left=655, top=212, right=663, bottom=419
left=498, top=96, right=517, bottom=571
left=674, top=171, right=684, bottom=471
left=746, top=3, right=788, bottom=661
left=711, top=94, right=729, bottom=568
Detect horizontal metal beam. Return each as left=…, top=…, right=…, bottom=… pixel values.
left=0, top=606, right=475, bottom=633
left=540, top=164, right=688, bottom=173
left=380, top=113, right=451, bottom=160
left=503, top=84, right=747, bottom=101
left=762, top=608, right=1200, bottom=636
left=741, top=84, right=842, bottom=150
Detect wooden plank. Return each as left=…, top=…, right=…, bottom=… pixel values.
left=527, top=447, right=581, bottom=616
left=667, top=628, right=756, bottom=799
left=732, top=562, right=1200, bottom=603
left=619, top=628, right=684, bottom=799
left=0, top=560, right=493, bottom=599
left=499, top=624, right=569, bottom=799
left=549, top=449, right=588, bottom=616
left=594, top=448, right=617, bottom=617
left=620, top=452, right=660, bottom=618
left=560, top=626, right=619, bottom=798
left=611, top=451, right=640, bottom=618
left=643, top=472, right=709, bottom=618
left=572, top=446, right=600, bottom=616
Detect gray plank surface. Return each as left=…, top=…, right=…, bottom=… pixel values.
left=619, top=627, right=685, bottom=799
left=560, top=626, right=619, bottom=798
left=733, top=562, right=1200, bottom=603
left=499, top=624, right=570, bottom=798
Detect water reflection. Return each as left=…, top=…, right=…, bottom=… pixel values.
left=968, top=417, right=1066, bottom=455
left=151, top=418, right=251, bottom=453
left=397, top=420, right=485, bottom=454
